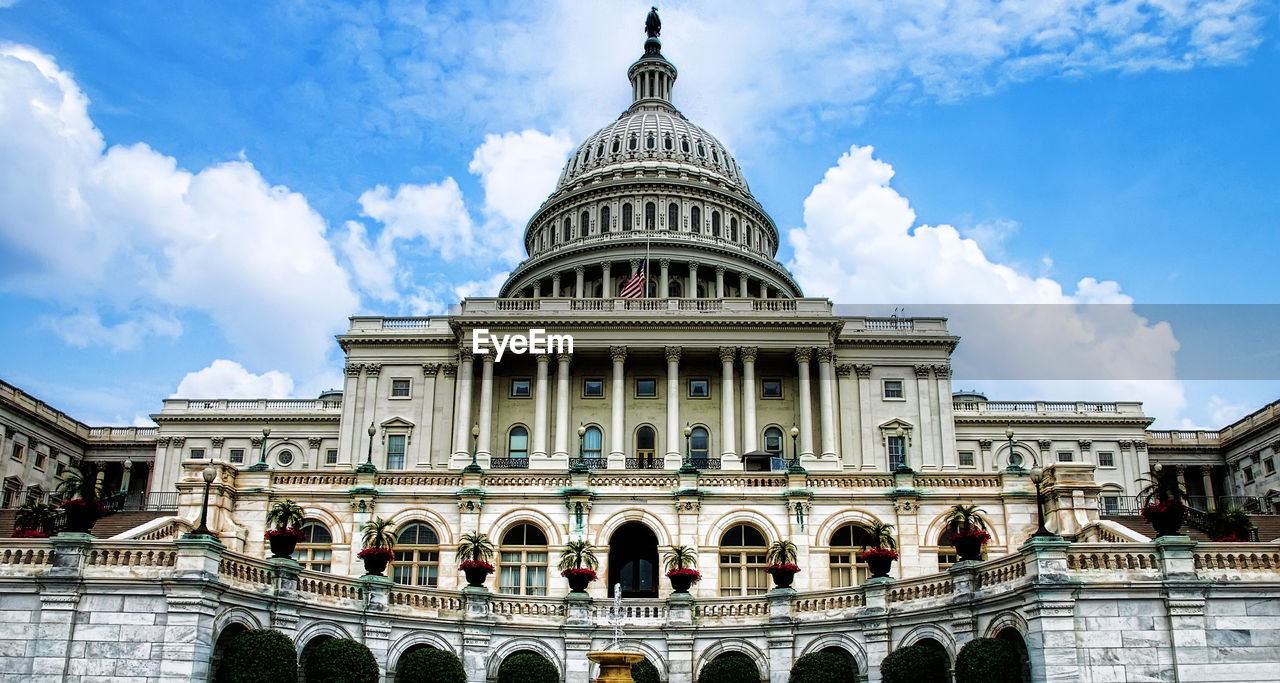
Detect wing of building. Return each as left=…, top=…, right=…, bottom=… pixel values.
left=2, top=11, right=1279, bottom=683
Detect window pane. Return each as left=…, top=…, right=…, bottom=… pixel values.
left=584, top=427, right=602, bottom=453
left=761, top=379, right=782, bottom=398
left=884, top=381, right=903, bottom=398
left=391, top=379, right=411, bottom=397
left=584, top=379, right=604, bottom=396
left=636, top=379, right=656, bottom=397
left=511, top=379, right=531, bottom=397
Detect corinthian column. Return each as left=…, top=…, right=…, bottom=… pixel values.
left=796, top=347, right=815, bottom=458
left=609, top=346, right=627, bottom=468
left=817, top=348, right=837, bottom=459
left=665, top=346, right=682, bottom=468
left=659, top=259, right=670, bottom=298
left=740, top=347, right=758, bottom=453
left=452, top=351, right=474, bottom=463
left=553, top=354, right=571, bottom=463
left=719, top=346, right=737, bottom=463
left=602, top=262, right=613, bottom=298
left=533, top=354, right=550, bottom=459
left=476, top=355, right=495, bottom=461
left=575, top=266, right=585, bottom=299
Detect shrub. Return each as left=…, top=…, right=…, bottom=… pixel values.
left=305, top=638, right=380, bottom=683
left=214, top=629, right=296, bottom=683
left=880, top=644, right=947, bottom=683
left=631, top=657, right=661, bottom=683
left=955, top=638, right=1020, bottom=683
left=497, top=652, right=558, bottom=683
left=789, top=651, right=856, bottom=683
left=397, top=647, right=465, bottom=683
left=699, top=652, right=760, bottom=683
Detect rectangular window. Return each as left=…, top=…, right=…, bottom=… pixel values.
left=10, top=442, right=22, bottom=461
left=958, top=451, right=975, bottom=467
left=390, top=379, right=411, bottom=398
left=761, top=379, right=782, bottom=398
left=583, top=378, right=604, bottom=397
left=1057, top=451, right=1073, bottom=463
left=635, top=378, right=656, bottom=397
left=883, top=380, right=904, bottom=399
left=764, top=431, right=783, bottom=454
left=1101, top=496, right=1120, bottom=515
left=1244, top=466, right=1255, bottom=483
left=510, top=378, right=531, bottom=397
left=1098, top=451, right=1115, bottom=467
left=325, top=449, right=338, bottom=465
left=888, top=436, right=906, bottom=471
left=33, top=452, right=46, bottom=471
left=387, top=435, right=406, bottom=470
left=228, top=448, right=245, bottom=464
left=689, top=379, right=709, bottom=398
left=1, top=488, right=14, bottom=509
left=190, top=448, right=205, bottom=460
left=1265, top=457, right=1276, bottom=475
left=55, top=463, right=66, bottom=477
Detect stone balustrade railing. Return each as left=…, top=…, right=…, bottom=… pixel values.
left=297, top=568, right=366, bottom=602
left=1064, top=544, right=1162, bottom=573
left=592, top=599, right=669, bottom=624
left=83, top=542, right=178, bottom=573
left=488, top=594, right=567, bottom=619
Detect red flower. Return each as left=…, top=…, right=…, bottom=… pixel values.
left=264, top=527, right=307, bottom=542
left=61, top=499, right=106, bottom=515
left=1215, top=534, right=1247, bottom=543
left=560, top=567, right=598, bottom=581
left=665, top=567, right=701, bottom=582
left=11, top=529, right=48, bottom=539
left=952, top=528, right=991, bottom=545
left=1141, top=500, right=1184, bottom=522
left=767, top=563, right=801, bottom=572
left=358, top=547, right=394, bottom=561
left=459, top=559, right=494, bottom=573
left=861, top=548, right=899, bottom=561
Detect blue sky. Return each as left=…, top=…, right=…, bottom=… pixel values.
left=0, top=1, right=1277, bottom=428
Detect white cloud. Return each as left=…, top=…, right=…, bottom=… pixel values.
left=0, top=44, right=358, bottom=374
left=174, top=360, right=294, bottom=399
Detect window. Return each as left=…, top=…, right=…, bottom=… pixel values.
left=688, top=379, right=709, bottom=398
left=883, top=380, right=904, bottom=399
left=1057, top=452, right=1073, bottom=463
left=690, top=427, right=709, bottom=460
left=628, top=136, right=637, bottom=151
left=386, top=436, right=406, bottom=469
left=55, top=462, right=66, bottom=477
left=646, top=134, right=655, bottom=149
left=292, top=523, right=333, bottom=572
left=888, top=436, right=906, bottom=471
left=636, top=378, right=656, bottom=397
left=583, top=378, right=604, bottom=397
left=719, top=524, right=769, bottom=596
left=511, top=378, right=532, bottom=398
left=623, top=203, right=633, bottom=230
left=761, top=379, right=782, bottom=398
left=324, top=449, right=338, bottom=465
left=669, top=280, right=683, bottom=298
left=668, top=203, right=678, bottom=230
left=958, top=451, right=975, bottom=467
left=712, top=211, right=721, bottom=237
left=33, top=451, right=45, bottom=471
left=580, top=210, right=590, bottom=237
left=634, top=426, right=657, bottom=467
left=10, top=442, right=23, bottom=461
left=938, top=523, right=985, bottom=570
left=508, top=427, right=529, bottom=460
left=392, top=523, right=440, bottom=587
left=1265, top=457, right=1276, bottom=476
left=612, top=138, right=620, bottom=153
left=690, top=206, right=701, bottom=233
left=730, top=217, right=739, bottom=242
left=582, top=426, right=602, bottom=460
left=563, top=217, right=572, bottom=242
left=499, top=524, right=548, bottom=595
left=646, top=202, right=656, bottom=230
left=1101, top=495, right=1120, bottom=515
left=600, top=205, right=611, bottom=233
left=390, top=379, right=411, bottom=398
left=763, top=427, right=784, bottom=457
left=681, top=138, right=690, bottom=154
left=1098, top=451, right=1115, bottom=468
left=1244, top=465, right=1255, bottom=483
left=1, top=482, right=18, bottom=509
left=190, top=448, right=206, bottom=460
left=277, top=449, right=294, bottom=466
left=829, top=524, right=876, bottom=587
left=228, top=448, right=245, bottom=464
left=664, top=135, right=673, bottom=150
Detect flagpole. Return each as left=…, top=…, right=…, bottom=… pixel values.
left=644, top=233, right=650, bottom=299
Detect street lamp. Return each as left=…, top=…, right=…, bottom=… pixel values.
left=1028, top=465, right=1056, bottom=538
left=571, top=424, right=588, bottom=473
left=355, top=423, right=378, bottom=474
left=248, top=426, right=271, bottom=471
left=1005, top=425, right=1023, bottom=469
left=463, top=424, right=483, bottom=474
left=787, top=425, right=804, bottom=473
left=679, top=424, right=697, bottom=473
left=183, top=466, right=218, bottom=540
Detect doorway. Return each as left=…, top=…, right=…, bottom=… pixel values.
left=608, top=522, right=659, bottom=598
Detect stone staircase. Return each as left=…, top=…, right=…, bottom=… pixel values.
left=1102, top=513, right=1280, bottom=542
left=0, top=508, right=171, bottom=539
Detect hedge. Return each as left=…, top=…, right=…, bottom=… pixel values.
left=497, top=652, right=558, bottom=683
left=955, top=638, right=1021, bottom=683
left=699, top=652, right=760, bottom=683
left=880, top=644, right=948, bottom=683
left=789, top=651, right=857, bottom=682
left=398, top=647, right=466, bottom=683
left=214, top=629, right=296, bottom=683
left=632, top=657, right=661, bottom=683
left=305, top=638, right=380, bottom=683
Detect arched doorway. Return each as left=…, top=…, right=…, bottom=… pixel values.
left=915, top=637, right=952, bottom=683
left=819, top=645, right=860, bottom=680
left=297, top=634, right=334, bottom=683
left=208, top=622, right=247, bottom=682
left=608, top=522, right=659, bottom=598
left=997, top=628, right=1032, bottom=683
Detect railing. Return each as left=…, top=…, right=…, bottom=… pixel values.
left=693, top=595, right=770, bottom=619
left=376, top=473, right=464, bottom=487
left=0, top=540, right=54, bottom=572
left=83, top=542, right=177, bottom=570
left=388, top=586, right=465, bottom=613
left=688, top=457, right=722, bottom=470
left=297, top=569, right=365, bottom=601
left=1192, top=544, right=1280, bottom=574
left=624, top=457, right=664, bottom=470
left=176, top=398, right=342, bottom=411
left=955, top=400, right=1137, bottom=414
left=792, top=587, right=865, bottom=614
left=272, top=473, right=358, bottom=486
left=101, top=491, right=178, bottom=513
left=591, top=599, right=668, bottom=625
left=568, top=457, right=609, bottom=470
left=698, top=474, right=785, bottom=488
left=913, top=474, right=1002, bottom=488
left=975, top=553, right=1028, bottom=589
left=887, top=575, right=954, bottom=604
left=1099, top=495, right=1266, bottom=517
left=808, top=474, right=896, bottom=488
left=489, top=458, right=531, bottom=470
left=86, top=426, right=157, bottom=440
left=218, top=555, right=275, bottom=587
left=864, top=317, right=913, bottom=331
left=380, top=318, right=434, bottom=329
left=488, top=594, right=566, bottom=619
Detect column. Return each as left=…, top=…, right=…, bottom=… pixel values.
left=817, top=348, right=837, bottom=459
left=761, top=283, right=770, bottom=299
left=436, top=363, right=458, bottom=467
left=659, top=259, right=670, bottom=298
left=688, top=261, right=699, bottom=298
left=533, top=280, right=542, bottom=298
left=665, top=346, right=682, bottom=468
left=305, top=437, right=320, bottom=470
left=476, top=355, right=495, bottom=460
left=914, top=365, right=937, bottom=469
left=738, top=272, right=748, bottom=298
left=714, top=266, right=725, bottom=298
left=415, top=364, right=438, bottom=467
left=796, top=348, right=815, bottom=458
left=935, top=364, right=959, bottom=470
left=533, top=354, right=550, bottom=460
left=836, top=364, right=860, bottom=468
left=740, top=347, right=758, bottom=453
left=553, top=354, right=571, bottom=461
left=340, top=363, right=362, bottom=465
left=855, top=365, right=876, bottom=469
left=602, top=262, right=613, bottom=298
left=452, top=351, right=474, bottom=460
left=552, top=273, right=562, bottom=297
left=719, top=346, right=737, bottom=461
left=609, top=346, right=627, bottom=467
left=574, top=265, right=585, bottom=298
left=1201, top=467, right=1217, bottom=510
left=361, top=364, right=382, bottom=455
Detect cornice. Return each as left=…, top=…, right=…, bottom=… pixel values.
left=954, top=415, right=1155, bottom=428
left=152, top=415, right=341, bottom=425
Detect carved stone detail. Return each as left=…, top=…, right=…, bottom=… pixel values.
left=610, top=346, right=628, bottom=363
left=816, top=347, right=834, bottom=363
left=794, top=347, right=812, bottom=364
left=345, top=363, right=363, bottom=377
left=914, top=364, right=931, bottom=378
left=1078, top=439, right=1092, bottom=451
left=739, top=347, right=758, bottom=363
left=853, top=364, right=873, bottom=378
left=210, top=437, right=225, bottom=448
left=932, top=364, right=952, bottom=378
left=441, top=363, right=458, bottom=377
left=422, top=363, right=441, bottom=376
left=364, top=363, right=382, bottom=377
left=978, top=439, right=993, bottom=451
left=718, top=346, right=737, bottom=363
left=308, top=437, right=323, bottom=449
left=665, top=346, right=683, bottom=363
left=835, top=364, right=853, bottom=377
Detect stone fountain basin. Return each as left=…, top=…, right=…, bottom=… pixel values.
left=587, top=651, right=647, bottom=683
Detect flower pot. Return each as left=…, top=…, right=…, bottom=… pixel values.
left=768, top=568, right=797, bottom=589
left=362, top=553, right=391, bottom=576
left=1145, top=504, right=1185, bottom=537
left=953, top=536, right=983, bottom=562
left=62, top=505, right=100, bottom=534
left=668, top=573, right=695, bottom=593
left=463, top=566, right=491, bottom=587
left=866, top=554, right=895, bottom=578
left=268, top=534, right=300, bottom=559
left=566, top=572, right=593, bottom=593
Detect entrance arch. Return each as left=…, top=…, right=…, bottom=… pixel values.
left=608, top=521, right=659, bottom=598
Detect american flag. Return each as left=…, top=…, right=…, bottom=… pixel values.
left=619, top=263, right=647, bottom=299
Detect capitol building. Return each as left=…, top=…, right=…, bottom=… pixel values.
left=0, top=12, right=1278, bottom=683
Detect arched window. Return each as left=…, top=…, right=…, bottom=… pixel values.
left=634, top=426, right=656, bottom=468
left=730, top=217, right=739, bottom=242
left=829, top=524, right=876, bottom=587
left=697, top=142, right=706, bottom=157
left=712, top=148, right=719, bottom=163
left=612, top=138, right=621, bottom=154
left=690, top=426, right=709, bottom=460
left=681, top=138, right=690, bottom=154
left=583, top=426, right=603, bottom=460
left=623, top=203, right=633, bottom=230
left=664, top=135, right=673, bottom=150
left=690, top=207, right=701, bottom=234
left=646, top=279, right=657, bottom=298
left=628, top=136, right=638, bottom=151
left=669, top=280, right=683, bottom=298
left=580, top=210, right=590, bottom=237
left=712, top=211, right=721, bottom=237
left=499, top=523, right=548, bottom=595
left=763, top=427, right=784, bottom=458
left=292, top=522, right=333, bottom=572
left=392, top=523, right=440, bottom=586
left=938, top=522, right=986, bottom=570
left=508, top=426, right=529, bottom=461
left=667, top=203, right=679, bottom=231
left=645, top=202, right=656, bottom=230
left=596, top=142, right=604, bottom=158
left=600, top=206, right=611, bottom=234
left=646, top=134, right=656, bottom=149
left=719, top=524, right=768, bottom=595
left=563, top=217, right=572, bottom=242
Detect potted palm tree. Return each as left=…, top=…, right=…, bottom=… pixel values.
left=663, top=545, right=700, bottom=593
left=55, top=462, right=105, bottom=534
left=264, top=499, right=306, bottom=559
left=558, top=540, right=599, bottom=593
left=457, top=531, right=495, bottom=588
left=860, top=520, right=899, bottom=578
left=1137, top=464, right=1187, bottom=537
left=12, top=501, right=60, bottom=538
left=766, top=539, right=801, bottom=589
left=359, top=517, right=395, bottom=576
left=1204, top=506, right=1253, bottom=542
left=945, top=504, right=990, bottom=562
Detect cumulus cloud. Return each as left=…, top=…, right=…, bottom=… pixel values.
left=174, top=360, right=294, bottom=399
left=0, top=44, right=358, bottom=375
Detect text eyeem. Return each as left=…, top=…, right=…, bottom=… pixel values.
left=472, top=329, right=574, bottom=362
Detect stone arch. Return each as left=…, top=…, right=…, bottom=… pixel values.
left=212, top=606, right=264, bottom=636
left=799, top=633, right=868, bottom=677
left=995, top=441, right=1039, bottom=469
left=594, top=508, right=673, bottom=548
left=386, top=631, right=457, bottom=680
left=299, top=506, right=349, bottom=545
left=922, top=510, right=1001, bottom=548
left=485, top=638, right=563, bottom=681
left=896, top=623, right=957, bottom=657
left=695, top=639, right=769, bottom=682
left=295, top=621, right=357, bottom=682
left=984, top=610, right=1029, bottom=639
left=210, top=608, right=266, bottom=680
left=703, top=509, right=782, bottom=547
left=588, top=639, right=667, bottom=682
left=266, top=440, right=305, bottom=467
left=813, top=509, right=890, bottom=549
left=386, top=506, right=455, bottom=546
left=489, top=507, right=563, bottom=547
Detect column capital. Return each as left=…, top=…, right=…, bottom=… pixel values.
left=978, top=439, right=993, bottom=450
left=913, top=364, right=931, bottom=378
left=932, top=363, right=952, bottom=378
left=609, top=346, right=628, bottom=363
left=250, top=437, right=262, bottom=448
left=345, top=362, right=363, bottom=377
left=715, top=265, right=726, bottom=275
left=574, top=265, right=585, bottom=274
left=1134, top=440, right=1147, bottom=451
left=481, top=353, right=496, bottom=366
left=688, top=260, right=700, bottom=271
left=1038, top=439, right=1053, bottom=451
left=659, top=258, right=671, bottom=268
left=719, top=346, right=737, bottom=363
left=211, top=436, right=225, bottom=448
left=441, top=363, right=458, bottom=376
left=1118, top=439, right=1132, bottom=450
left=739, top=346, right=758, bottom=363
left=853, top=363, right=873, bottom=378
left=602, top=261, right=613, bottom=272
left=794, top=347, right=812, bottom=364
left=816, top=347, right=834, bottom=363
left=557, top=352, right=573, bottom=365
left=459, top=349, right=474, bottom=363
left=364, top=363, right=382, bottom=377
left=307, top=436, right=323, bottom=449
left=535, top=353, right=551, bottom=364
left=665, top=346, right=682, bottom=363
left=835, top=364, right=853, bottom=377
left=156, top=436, right=171, bottom=446
left=172, top=436, right=186, bottom=448
left=422, top=363, right=441, bottom=376
left=630, top=259, right=641, bottom=273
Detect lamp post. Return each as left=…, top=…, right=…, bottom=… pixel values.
left=248, top=426, right=271, bottom=471
left=183, top=466, right=218, bottom=540
left=571, top=424, right=588, bottom=473
left=787, top=424, right=804, bottom=474
left=120, top=459, right=132, bottom=493
left=679, top=424, right=696, bottom=473
left=1028, top=465, right=1055, bottom=538
left=893, top=426, right=907, bottom=472
left=356, top=424, right=378, bottom=473
left=462, top=424, right=483, bottom=474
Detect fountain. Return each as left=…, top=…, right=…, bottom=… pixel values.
left=586, top=584, right=646, bottom=682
